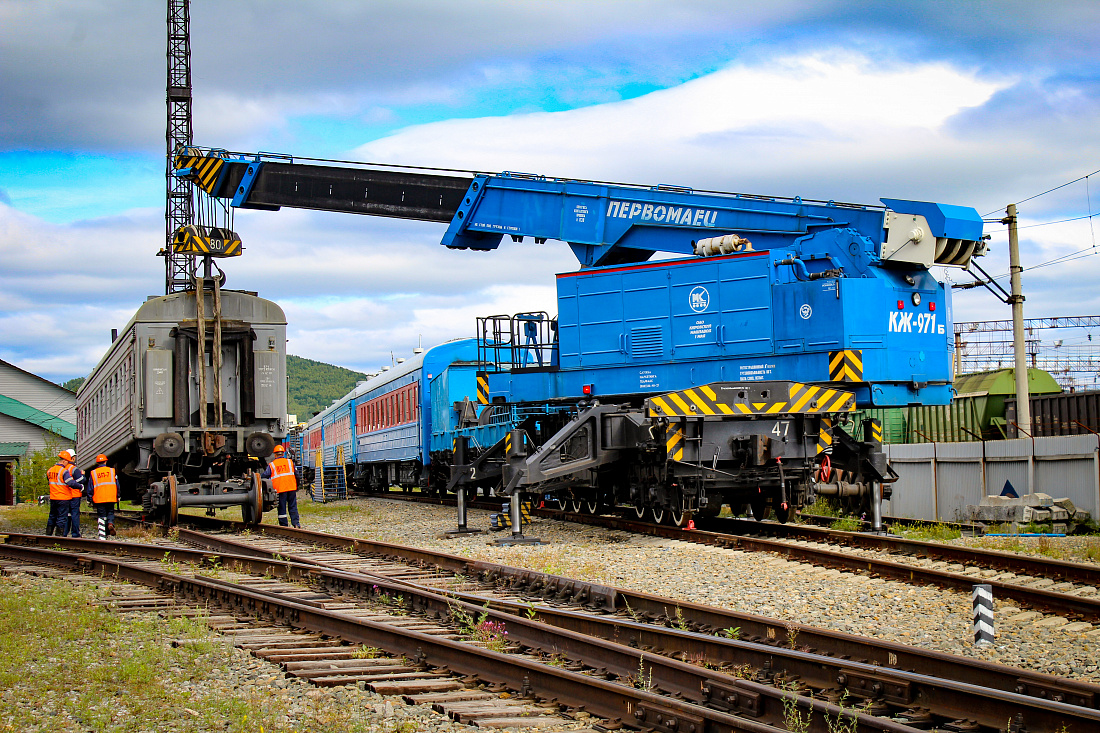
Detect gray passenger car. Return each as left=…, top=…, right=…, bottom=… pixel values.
left=75, top=288, right=287, bottom=524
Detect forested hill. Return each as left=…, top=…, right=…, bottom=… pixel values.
left=287, top=355, right=368, bottom=422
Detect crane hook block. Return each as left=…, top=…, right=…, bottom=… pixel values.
left=172, top=224, right=243, bottom=258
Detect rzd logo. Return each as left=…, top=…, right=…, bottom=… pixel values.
left=889, top=311, right=938, bottom=334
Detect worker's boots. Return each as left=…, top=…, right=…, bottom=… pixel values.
left=107, top=523, right=116, bottom=537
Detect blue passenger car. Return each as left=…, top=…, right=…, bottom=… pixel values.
left=305, top=338, right=509, bottom=492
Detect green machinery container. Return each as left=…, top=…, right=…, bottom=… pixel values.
left=842, top=368, right=1061, bottom=444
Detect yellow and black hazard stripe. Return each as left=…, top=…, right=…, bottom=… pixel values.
left=868, top=418, right=883, bottom=445
left=647, top=381, right=854, bottom=418
left=496, top=501, right=532, bottom=528
left=817, top=417, right=833, bottom=455
left=172, top=224, right=242, bottom=257
left=665, top=423, right=685, bottom=461
left=476, top=371, right=489, bottom=405
left=829, top=350, right=863, bottom=382
left=787, top=383, right=854, bottom=413
left=174, top=149, right=225, bottom=195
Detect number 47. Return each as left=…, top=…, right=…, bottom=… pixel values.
left=770, top=422, right=790, bottom=438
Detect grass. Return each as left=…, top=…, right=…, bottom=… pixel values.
left=487, top=543, right=609, bottom=583
left=0, top=502, right=49, bottom=533
left=297, top=501, right=364, bottom=519
left=829, top=516, right=862, bottom=532
left=781, top=682, right=811, bottom=733
left=895, top=520, right=962, bottom=543
left=970, top=534, right=1100, bottom=564
left=175, top=491, right=369, bottom=525
left=0, top=574, right=411, bottom=732
left=448, top=599, right=509, bottom=652
left=801, top=498, right=841, bottom=518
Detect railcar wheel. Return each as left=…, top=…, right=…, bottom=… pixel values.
left=242, top=472, right=263, bottom=525
left=569, top=498, right=583, bottom=514
left=585, top=499, right=600, bottom=515
left=666, top=506, right=688, bottom=528
left=633, top=504, right=646, bottom=520
left=773, top=500, right=792, bottom=524
left=164, top=475, right=179, bottom=527
left=650, top=506, right=666, bottom=524
left=750, top=497, right=768, bottom=522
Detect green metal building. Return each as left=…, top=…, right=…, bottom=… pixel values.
left=844, top=368, right=1062, bottom=444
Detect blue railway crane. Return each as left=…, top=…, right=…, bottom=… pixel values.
left=174, top=148, right=986, bottom=536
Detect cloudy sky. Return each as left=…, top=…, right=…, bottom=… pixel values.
left=2, top=0, right=1099, bottom=383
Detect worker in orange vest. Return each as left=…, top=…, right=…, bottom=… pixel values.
left=44, top=449, right=73, bottom=536
left=62, top=453, right=86, bottom=537
left=263, top=445, right=300, bottom=527
left=89, top=454, right=118, bottom=539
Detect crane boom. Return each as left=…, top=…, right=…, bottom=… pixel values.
left=174, top=148, right=985, bottom=269
left=175, top=150, right=471, bottom=222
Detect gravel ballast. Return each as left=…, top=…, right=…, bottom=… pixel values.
left=305, top=496, right=1100, bottom=683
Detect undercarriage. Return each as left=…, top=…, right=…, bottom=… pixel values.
left=447, top=381, right=896, bottom=532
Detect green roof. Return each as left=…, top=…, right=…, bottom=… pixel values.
left=0, top=395, right=77, bottom=441
left=0, top=442, right=29, bottom=458
left=954, top=368, right=1062, bottom=397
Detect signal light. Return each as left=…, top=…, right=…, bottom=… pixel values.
left=582, top=384, right=593, bottom=395
left=897, top=300, right=904, bottom=310
left=930, top=302, right=936, bottom=312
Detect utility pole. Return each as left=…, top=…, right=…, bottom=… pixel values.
left=164, top=0, right=194, bottom=293
left=1005, top=203, right=1031, bottom=435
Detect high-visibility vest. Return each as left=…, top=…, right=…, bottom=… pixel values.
left=47, top=463, right=69, bottom=501
left=90, top=466, right=118, bottom=504
left=63, top=466, right=84, bottom=500
left=269, top=457, right=297, bottom=493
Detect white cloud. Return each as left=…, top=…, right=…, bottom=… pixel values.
left=0, top=199, right=576, bottom=381
left=353, top=53, right=1008, bottom=203
left=5, top=50, right=1098, bottom=384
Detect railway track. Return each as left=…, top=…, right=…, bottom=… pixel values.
left=7, top=517, right=1099, bottom=732
left=359, top=491, right=1100, bottom=623
left=0, top=540, right=587, bottom=729
left=796, top=513, right=985, bottom=536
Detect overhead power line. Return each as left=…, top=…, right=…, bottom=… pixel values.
left=982, top=166, right=1100, bottom=218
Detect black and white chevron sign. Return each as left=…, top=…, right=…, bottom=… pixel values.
left=972, top=584, right=994, bottom=645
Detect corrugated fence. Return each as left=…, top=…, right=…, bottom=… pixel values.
left=885, top=434, right=1100, bottom=522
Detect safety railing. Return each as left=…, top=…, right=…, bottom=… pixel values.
left=476, top=312, right=558, bottom=372
left=311, top=445, right=348, bottom=502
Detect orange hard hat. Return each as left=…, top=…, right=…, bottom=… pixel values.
left=95, top=454, right=108, bottom=463
left=273, top=445, right=285, bottom=453
left=59, top=450, right=73, bottom=461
